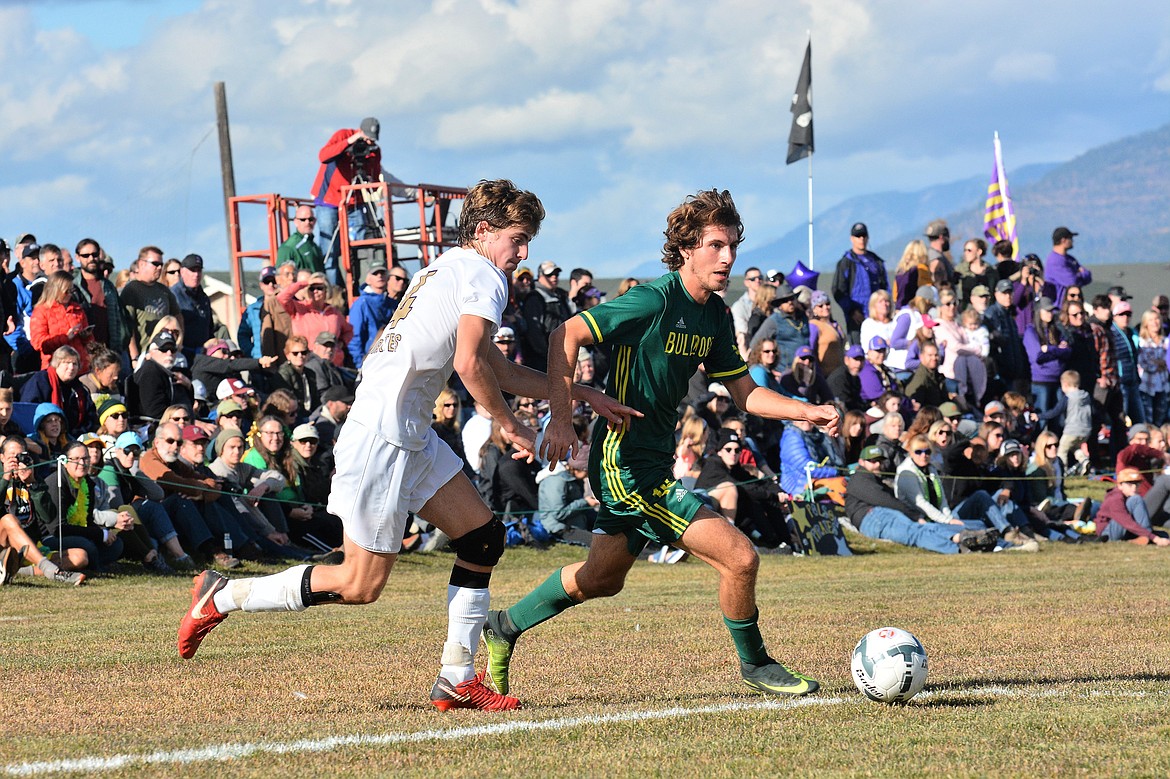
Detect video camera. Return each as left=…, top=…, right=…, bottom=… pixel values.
left=348, top=137, right=379, bottom=162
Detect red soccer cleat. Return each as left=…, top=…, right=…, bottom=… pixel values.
left=429, top=672, right=521, bottom=712
left=178, top=570, right=229, bottom=659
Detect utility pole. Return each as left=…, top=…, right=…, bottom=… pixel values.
left=214, top=82, right=240, bottom=325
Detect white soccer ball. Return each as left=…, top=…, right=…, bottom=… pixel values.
left=851, top=626, right=928, bottom=703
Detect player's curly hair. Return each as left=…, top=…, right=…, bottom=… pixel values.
left=661, top=189, right=744, bottom=271
left=458, top=179, right=546, bottom=245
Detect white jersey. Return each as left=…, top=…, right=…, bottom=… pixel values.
left=349, top=246, right=509, bottom=450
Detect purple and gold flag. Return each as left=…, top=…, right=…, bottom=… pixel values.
left=983, top=132, right=1018, bottom=258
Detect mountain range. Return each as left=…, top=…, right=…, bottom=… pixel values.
left=629, top=122, right=1170, bottom=280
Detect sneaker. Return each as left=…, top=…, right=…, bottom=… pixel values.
left=0, top=545, right=18, bottom=585
left=171, top=554, right=197, bottom=571
left=212, top=552, right=241, bottom=570
left=178, top=570, right=229, bottom=659
left=958, top=528, right=999, bottom=553
left=309, top=549, right=345, bottom=565
left=740, top=659, right=820, bottom=697
left=664, top=548, right=689, bottom=564
left=481, top=610, right=517, bottom=695
left=429, top=672, right=521, bottom=712
left=144, top=554, right=174, bottom=576
left=52, top=568, right=87, bottom=586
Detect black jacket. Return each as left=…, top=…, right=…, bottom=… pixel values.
left=844, top=469, right=924, bottom=526
left=827, top=366, right=864, bottom=411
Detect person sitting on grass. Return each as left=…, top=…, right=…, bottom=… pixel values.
left=845, top=445, right=997, bottom=554
left=42, top=441, right=136, bottom=573
left=1095, top=468, right=1170, bottom=546
left=0, top=443, right=87, bottom=585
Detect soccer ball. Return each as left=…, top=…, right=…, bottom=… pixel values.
left=851, top=626, right=928, bottom=703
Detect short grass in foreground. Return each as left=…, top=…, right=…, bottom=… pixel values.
left=3, top=528, right=1170, bottom=777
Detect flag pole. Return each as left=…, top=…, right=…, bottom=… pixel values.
left=807, top=152, right=814, bottom=270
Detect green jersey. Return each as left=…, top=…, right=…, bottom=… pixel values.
left=579, top=271, right=747, bottom=468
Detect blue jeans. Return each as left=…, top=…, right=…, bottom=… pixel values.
left=161, top=495, right=213, bottom=551
left=859, top=507, right=958, bottom=554
left=1121, top=382, right=1146, bottom=425
left=1101, top=495, right=1155, bottom=541
left=954, top=490, right=1017, bottom=533
left=1032, top=381, right=1059, bottom=423
left=315, top=204, right=370, bottom=288
left=1140, top=391, right=1168, bottom=427
left=134, top=499, right=177, bottom=545
left=42, top=534, right=123, bottom=571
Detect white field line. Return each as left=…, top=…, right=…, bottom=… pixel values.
left=4, top=685, right=1166, bottom=776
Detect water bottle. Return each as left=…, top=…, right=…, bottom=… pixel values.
left=223, top=533, right=233, bottom=556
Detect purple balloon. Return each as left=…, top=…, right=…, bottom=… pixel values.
left=786, top=260, right=819, bottom=290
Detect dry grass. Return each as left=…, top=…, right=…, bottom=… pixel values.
left=3, top=536, right=1170, bottom=777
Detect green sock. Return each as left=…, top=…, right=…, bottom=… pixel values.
left=506, top=568, right=580, bottom=635
left=724, top=609, right=770, bottom=665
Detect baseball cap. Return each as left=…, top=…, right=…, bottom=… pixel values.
left=859, top=445, right=884, bottom=462
left=984, top=400, right=1006, bottom=416
left=191, top=379, right=208, bottom=403
left=715, top=429, right=741, bottom=448
left=845, top=344, right=865, bottom=360
left=850, top=222, right=868, bottom=238
left=1118, top=467, right=1144, bottom=484
left=494, top=326, right=516, bottom=343
left=216, top=377, right=254, bottom=400
left=1000, top=439, right=1023, bottom=457
left=181, top=424, right=210, bottom=443
left=315, top=331, right=338, bottom=346
left=1052, top=226, right=1078, bottom=243
left=360, top=116, right=380, bottom=140
left=216, top=398, right=245, bottom=417
left=368, top=259, right=388, bottom=272
left=995, top=279, right=1014, bottom=294
left=868, top=336, right=889, bottom=351
left=538, top=261, right=562, bottom=277
left=77, top=432, right=104, bottom=448
left=921, top=314, right=938, bottom=328
left=1036, top=296, right=1055, bottom=313
left=180, top=253, right=204, bottom=271
left=291, top=423, right=320, bottom=442
left=795, top=345, right=814, bottom=359
left=514, top=266, right=533, bottom=280
left=16, top=233, right=36, bottom=244
left=971, top=285, right=991, bottom=298
left=206, top=340, right=232, bottom=357
left=114, top=431, right=144, bottom=452
left=580, top=286, right=604, bottom=300
left=1112, top=301, right=1133, bottom=316
left=1127, top=423, right=1150, bottom=440
left=925, top=220, right=949, bottom=239
left=22, top=243, right=40, bottom=259
left=1107, top=286, right=1133, bottom=301
left=765, top=269, right=783, bottom=283
left=321, top=385, right=355, bottom=404
left=149, top=331, right=177, bottom=352
left=259, top=266, right=277, bottom=283
left=707, top=382, right=731, bottom=398
left=939, top=401, right=962, bottom=419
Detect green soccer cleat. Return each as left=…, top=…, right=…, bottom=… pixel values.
left=481, top=610, right=517, bottom=695
left=740, top=659, right=820, bottom=697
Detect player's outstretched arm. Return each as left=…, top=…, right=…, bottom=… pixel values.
left=726, top=373, right=840, bottom=437
left=456, top=315, right=537, bottom=457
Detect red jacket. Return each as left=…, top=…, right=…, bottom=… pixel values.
left=1115, top=444, right=1165, bottom=496
left=310, top=128, right=381, bottom=209
left=278, top=281, right=353, bottom=367
left=28, top=300, right=92, bottom=371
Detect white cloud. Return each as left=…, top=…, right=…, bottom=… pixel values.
left=991, top=52, right=1058, bottom=84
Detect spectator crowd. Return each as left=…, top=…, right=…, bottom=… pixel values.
left=3, top=216, right=1169, bottom=588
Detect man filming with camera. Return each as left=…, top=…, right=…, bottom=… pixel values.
left=310, top=117, right=383, bottom=288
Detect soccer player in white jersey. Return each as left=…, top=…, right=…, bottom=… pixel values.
left=178, top=179, right=640, bottom=711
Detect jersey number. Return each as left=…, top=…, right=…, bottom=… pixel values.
left=370, top=270, right=436, bottom=356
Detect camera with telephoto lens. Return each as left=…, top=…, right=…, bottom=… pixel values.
left=348, top=137, right=378, bottom=161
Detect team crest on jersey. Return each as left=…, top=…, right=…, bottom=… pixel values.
left=675, top=317, right=686, bottom=329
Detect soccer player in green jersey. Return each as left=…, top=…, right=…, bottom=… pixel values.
left=483, top=189, right=840, bottom=698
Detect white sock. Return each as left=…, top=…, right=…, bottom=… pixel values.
left=213, top=565, right=311, bottom=614
left=439, top=585, right=489, bottom=684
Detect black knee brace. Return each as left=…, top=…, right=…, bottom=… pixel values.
left=450, top=517, right=506, bottom=568
left=300, top=565, right=342, bottom=607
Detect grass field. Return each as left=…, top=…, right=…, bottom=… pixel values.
left=3, top=529, right=1170, bottom=778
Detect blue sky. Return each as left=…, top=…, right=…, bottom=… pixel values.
left=2, top=0, right=1168, bottom=279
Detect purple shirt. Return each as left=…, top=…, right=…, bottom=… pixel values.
left=1044, top=250, right=1092, bottom=307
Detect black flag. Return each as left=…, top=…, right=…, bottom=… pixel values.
left=786, top=41, right=813, bottom=164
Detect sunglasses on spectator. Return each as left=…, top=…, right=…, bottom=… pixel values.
left=1068, top=311, right=1084, bottom=318
left=108, top=411, right=126, bottom=419
left=745, top=275, right=761, bottom=282
left=761, top=348, right=776, bottom=354
left=389, top=275, right=408, bottom=281
left=296, top=216, right=317, bottom=223
left=166, top=269, right=180, bottom=275
left=1067, top=293, right=1082, bottom=299
left=77, top=251, right=100, bottom=259
left=261, top=277, right=277, bottom=285
left=722, top=445, right=742, bottom=453
left=149, top=260, right=164, bottom=267
left=309, top=285, right=326, bottom=292
left=912, top=448, right=931, bottom=456
left=796, top=355, right=812, bottom=362
left=518, top=401, right=536, bottom=408
left=442, top=402, right=457, bottom=408
left=1045, top=443, right=1058, bottom=449
left=160, top=437, right=179, bottom=445
left=171, top=416, right=190, bottom=423
left=289, top=350, right=308, bottom=356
